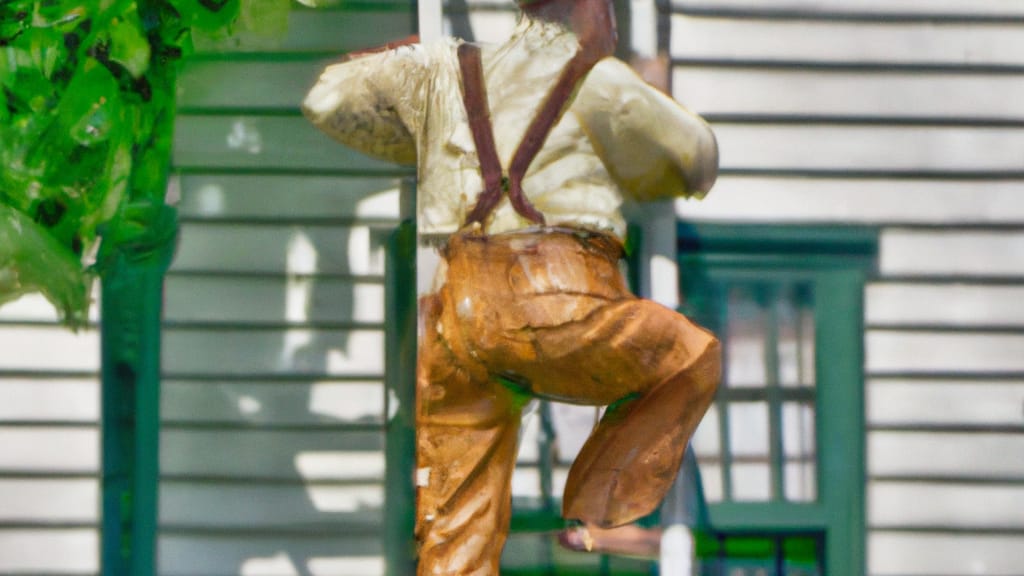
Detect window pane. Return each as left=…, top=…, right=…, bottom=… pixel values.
left=694, top=404, right=724, bottom=502
left=727, top=286, right=768, bottom=388
left=701, top=463, right=725, bottom=503
left=799, top=305, right=816, bottom=388
left=516, top=403, right=541, bottom=463
left=697, top=534, right=824, bottom=576
left=552, top=468, right=569, bottom=501
left=549, top=403, right=597, bottom=464
left=782, top=403, right=816, bottom=458
left=729, top=402, right=770, bottom=457
left=784, top=536, right=823, bottom=576
left=732, top=463, right=772, bottom=501
left=782, top=402, right=817, bottom=502
left=778, top=284, right=815, bottom=389
left=777, top=298, right=800, bottom=387
left=729, top=400, right=771, bottom=501
left=698, top=280, right=821, bottom=507
left=784, top=462, right=817, bottom=502
left=693, top=403, right=722, bottom=458
left=511, top=467, right=542, bottom=499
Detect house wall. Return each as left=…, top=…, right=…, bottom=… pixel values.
left=669, top=1, right=1024, bottom=573
left=0, top=295, right=100, bottom=574
left=156, top=4, right=415, bottom=575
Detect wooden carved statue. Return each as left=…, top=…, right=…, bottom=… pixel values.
left=303, top=0, right=721, bottom=572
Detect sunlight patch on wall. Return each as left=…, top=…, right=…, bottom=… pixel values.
left=294, top=451, right=385, bottom=481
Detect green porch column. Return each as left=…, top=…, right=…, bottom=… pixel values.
left=98, top=0, right=180, bottom=564
left=385, top=180, right=418, bottom=576
left=100, top=226, right=176, bottom=576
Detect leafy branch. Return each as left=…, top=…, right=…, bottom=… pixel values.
left=0, top=0, right=287, bottom=326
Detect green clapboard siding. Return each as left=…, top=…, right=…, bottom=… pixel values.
left=194, top=8, right=416, bottom=56
left=174, top=116, right=412, bottom=174
left=175, top=174, right=403, bottom=220
left=161, top=4, right=414, bottom=576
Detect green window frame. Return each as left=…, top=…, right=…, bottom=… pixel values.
left=678, top=223, right=876, bottom=576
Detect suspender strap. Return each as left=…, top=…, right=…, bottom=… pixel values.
left=456, top=42, right=604, bottom=228
left=504, top=50, right=602, bottom=226
left=457, top=43, right=506, bottom=227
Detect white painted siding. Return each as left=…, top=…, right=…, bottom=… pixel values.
left=0, top=294, right=100, bottom=575
left=671, top=1, right=1024, bottom=573
left=156, top=4, right=411, bottom=574
left=670, top=17, right=1024, bottom=66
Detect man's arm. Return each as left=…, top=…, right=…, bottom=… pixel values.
left=572, top=58, right=718, bottom=201
left=302, top=42, right=427, bottom=166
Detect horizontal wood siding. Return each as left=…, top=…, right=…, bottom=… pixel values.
left=0, top=294, right=100, bottom=575
left=668, top=1, right=1024, bottom=573
left=157, top=4, right=414, bottom=575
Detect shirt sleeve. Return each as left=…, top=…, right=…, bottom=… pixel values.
left=302, top=45, right=432, bottom=166
left=571, top=58, right=719, bottom=202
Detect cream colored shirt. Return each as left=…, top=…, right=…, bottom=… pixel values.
left=303, top=16, right=717, bottom=241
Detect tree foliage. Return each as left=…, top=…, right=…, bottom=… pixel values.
left=0, top=0, right=288, bottom=326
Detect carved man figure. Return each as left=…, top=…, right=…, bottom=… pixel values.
left=303, top=0, right=721, bottom=572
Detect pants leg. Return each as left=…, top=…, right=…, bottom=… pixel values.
left=415, top=230, right=721, bottom=570
left=521, top=299, right=721, bottom=527
left=416, top=295, right=524, bottom=575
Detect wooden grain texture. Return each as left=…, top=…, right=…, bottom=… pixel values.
left=671, top=15, right=1024, bottom=66
left=0, top=528, right=98, bottom=573
left=161, top=429, right=384, bottom=480
left=0, top=379, right=98, bottom=422
left=869, top=431, right=1024, bottom=478
left=674, top=68, right=1024, bottom=119
left=868, top=380, right=1024, bottom=426
left=0, top=329, right=99, bottom=372
left=867, top=330, right=1024, bottom=373
left=867, top=284, right=1024, bottom=327
left=0, top=427, right=98, bottom=472
left=158, top=534, right=384, bottom=576
left=163, top=379, right=385, bottom=426
left=869, top=533, right=1024, bottom=576
left=677, top=177, right=1024, bottom=224
left=880, top=230, right=1024, bottom=277
left=172, top=223, right=389, bottom=275
left=671, top=0, right=1024, bottom=17
left=159, top=482, right=384, bottom=529
left=715, top=124, right=1024, bottom=172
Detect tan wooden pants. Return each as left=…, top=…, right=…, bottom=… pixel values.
left=415, top=230, right=720, bottom=574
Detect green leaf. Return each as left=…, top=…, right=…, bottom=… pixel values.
left=190, top=0, right=291, bottom=51
left=237, top=0, right=290, bottom=38
left=59, top=59, right=124, bottom=146
left=170, top=0, right=240, bottom=32
left=108, top=13, right=151, bottom=78
left=0, top=204, right=92, bottom=327
left=1, top=0, right=294, bottom=325
left=30, top=1, right=90, bottom=28
left=23, top=27, right=66, bottom=79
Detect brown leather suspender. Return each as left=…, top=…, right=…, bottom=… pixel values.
left=456, top=42, right=605, bottom=229
left=457, top=43, right=509, bottom=227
